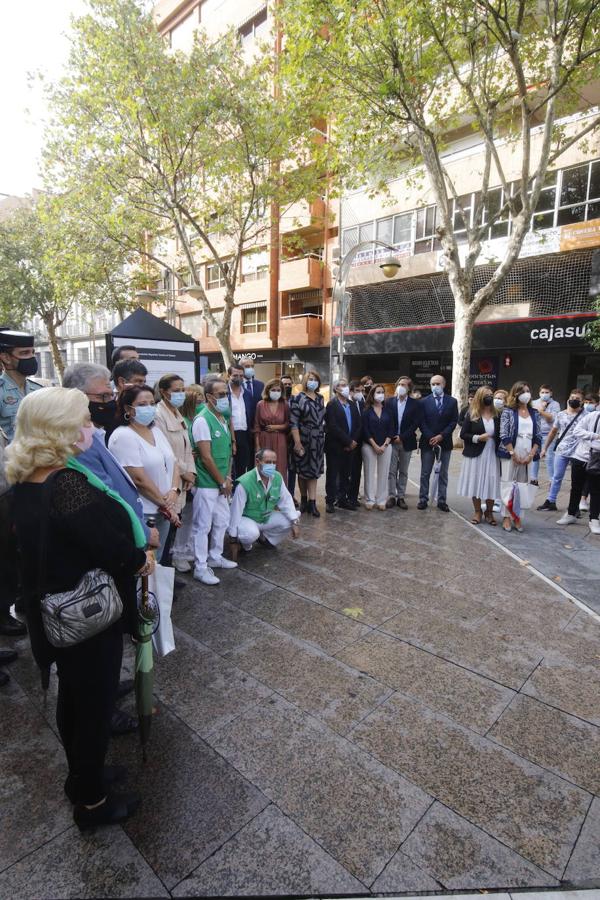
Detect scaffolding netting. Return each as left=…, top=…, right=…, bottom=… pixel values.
left=346, top=249, right=598, bottom=331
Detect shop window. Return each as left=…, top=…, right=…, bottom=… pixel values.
left=241, top=306, right=267, bottom=333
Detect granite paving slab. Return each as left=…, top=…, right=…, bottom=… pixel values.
left=379, top=605, right=544, bottom=689
left=0, top=678, right=53, bottom=747
left=521, top=655, right=600, bottom=725
left=0, top=729, right=72, bottom=873
left=369, top=850, right=442, bottom=893
left=112, top=709, right=269, bottom=889
left=400, top=802, right=557, bottom=889
left=235, top=586, right=372, bottom=654
left=318, top=584, right=409, bottom=626
left=154, top=628, right=273, bottom=739
left=489, top=694, right=600, bottom=794
left=171, top=803, right=365, bottom=896
left=563, top=797, right=600, bottom=885
left=350, top=692, right=590, bottom=876
left=0, top=825, right=169, bottom=899
left=223, top=627, right=311, bottom=682
left=336, top=630, right=514, bottom=733
left=207, top=694, right=433, bottom=884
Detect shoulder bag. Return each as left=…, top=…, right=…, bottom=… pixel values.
left=38, top=472, right=123, bottom=648
left=585, top=414, right=600, bottom=476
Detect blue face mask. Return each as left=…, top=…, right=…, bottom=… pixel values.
left=134, top=405, right=155, bottom=426
left=244, top=367, right=255, bottom=378
left=215, top=397, right=230, bottom=415
left=169, top=391, right=185, bottom=408
left=431, top=384, right=444, bottom=396
left=306, top=380, right=319, bottom=391
left=261, top=462, right=277, bottom=478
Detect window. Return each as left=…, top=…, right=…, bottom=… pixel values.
left=241, top=249, right=269, bottom=282
left=531, top=172, right=557, bottom=230
left=414, top=205, right=439, bottom=254
left=359, top=222, right=374, bottom=243
left=393, top=212, right=412, bottom=246
left=557, top=161, right=600, bottom=226
left=239, top=7, right=268, bottom=47
left=206, top=263, right=226, bottom=290
left=452, top=194, right=473, bottom=244
left=342, top=226, right=358, bottom=255
left=376, top=217, right=393, bottom=244
left=241, top=305, right=267, bottom=333
left=483, top=187, right=510, bottom=239
left=169, top=10, right=199, bottom=53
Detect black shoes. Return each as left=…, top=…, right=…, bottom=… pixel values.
left=0, top=649, right=18, bottom=665
left=537, top=499, right=557, bottom=511
left=74, top=791, right=140, bottom=831
left=336, top=499, right=356, bottom=510
left=300, top=498, right=308, bottom=513
left=530, top=479, right=539, bottom=486
left=385, top=497, right=397, bottom=509
left=397, top=498, right=408, bottom=509
left=0, top=613, right=27, bottom=637
left=307, top=500, right=320, bottom=518
left=417, top=500, right=428, bottom=510
left=110, top=708, right=138, bottom=736
left=326, top=503, right=336, bottom=513
left=65, top=765, right=129, bottom=804
left=437, top=502, right=450, bottom=512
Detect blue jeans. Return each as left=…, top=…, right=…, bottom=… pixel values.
left=548, top=454, right=571, bottom=503
left=419, top=447, right=451, bottom=504
left=531, top=441, right=555, bottom=481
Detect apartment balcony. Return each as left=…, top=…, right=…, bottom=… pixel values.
left=280, top=198, right=326, bottom=235
left=279, top=253, right=323, bottom=292
left=278, top=314, right=324, bottom=348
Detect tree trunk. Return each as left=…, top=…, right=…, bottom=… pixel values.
left=45, top=316, right=65, bottom=381
left=451, top=302, right=476, bottom=408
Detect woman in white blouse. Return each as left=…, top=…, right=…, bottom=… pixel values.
left=109, top=384, right=179, bottom=556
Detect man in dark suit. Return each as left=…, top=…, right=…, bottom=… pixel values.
left=348, top=380, right=365, bottom=504
left=239, top=356, right=264, bottom=422
left=227, top=362, right=256, bottom=478
left=325, top=378, right=362, bottom=513
left=418, top=373, right=459, bottom=511
left=384, top=375, right=422, bottom=509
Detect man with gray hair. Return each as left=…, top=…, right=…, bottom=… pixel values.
left=228, top=448, right=300, bottom=552
left=324, top=377, right=362, bottom=513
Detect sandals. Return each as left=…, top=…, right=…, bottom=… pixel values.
left=484, top=512, right=497, bottom=526
left=471, top=511, right=482, bottom=525
left=502, top=518, right=512, bottom=533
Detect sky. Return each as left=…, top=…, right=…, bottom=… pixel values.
left=0, top=0, right=88, bottom=198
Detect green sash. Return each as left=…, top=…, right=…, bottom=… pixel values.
left=67, top=456, right=147, bottom=549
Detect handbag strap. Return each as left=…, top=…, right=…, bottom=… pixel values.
left=555, top=409, right=583, bottom=449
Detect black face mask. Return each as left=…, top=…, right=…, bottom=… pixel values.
left=230, top=376, right=243, bottom=386
left=282, top=385, right=292, bottom=398
left=89, top=399, right=117, bottom=429
left=568, top=398, right=581, bottom=409
left=13, top=355, right=38, bottom=377
left=482, top=395, right=494, bottom=406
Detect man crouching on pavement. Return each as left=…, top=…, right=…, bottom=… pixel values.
left=228, top=449, right=300, bottom=553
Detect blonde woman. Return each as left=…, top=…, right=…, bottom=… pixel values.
left=7, top=388, right=152, bottom=830
left=457, top=386, right=500, bottom=525
left=254, top=377, right=290, bottom=480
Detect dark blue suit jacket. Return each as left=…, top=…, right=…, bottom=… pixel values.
left=419, top=393, right=459, bottom=451
left=384, top=396, right=422, bottom=451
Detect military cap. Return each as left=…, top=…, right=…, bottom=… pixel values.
left=0, top=330, right=35, bottom=350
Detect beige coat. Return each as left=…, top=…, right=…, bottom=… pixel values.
left=155, top=402, right=195, bottom=512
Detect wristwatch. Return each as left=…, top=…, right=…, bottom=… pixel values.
left=220, top=480, right=228, bottom=489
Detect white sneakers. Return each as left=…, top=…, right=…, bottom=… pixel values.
left=193, top=567, right=220, bottom=585
left=589, top=519, right=600, bottom=535
left=580, top=498, right=590, bottom=511
left=208, top=556, right=238, bottom=570
left=173, top=558, right=192, bottom=573
left=557, top=513, right=577, bottom=525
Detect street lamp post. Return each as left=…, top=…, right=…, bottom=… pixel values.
left=329, top=241, right=401, bottom=385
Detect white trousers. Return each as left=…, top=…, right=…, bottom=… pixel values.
left=237, top=511, right=293, bottom=550
left=171, top=494, right=194, bottom=561
left=361, top=444, right=392, bottom=505
left=192, top=488, right=230, bottom=570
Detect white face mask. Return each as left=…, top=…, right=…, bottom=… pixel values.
left=269, top=390, right=282, bottom=401
left=374, top=392, right=385, bottom=402
left=584, top=402, right=597, bottom=413
left=353, top=392, right=363, bottom=402
left=518, top=391, right=532, bottom=405
left=493, top=398, right=505, bottom=410
left=339, top=385, right=350, bottom=399
left=540, top=392, right=551, bottom=400
left=396, top=385, right=408, bottom=398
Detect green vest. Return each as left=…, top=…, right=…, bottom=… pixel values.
left=237, top=469, right=283, bottom=524
left=194, top=407, right=232, bottom=488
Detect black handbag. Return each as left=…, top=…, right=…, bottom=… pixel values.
left=37, top=472, right=122, bottom=648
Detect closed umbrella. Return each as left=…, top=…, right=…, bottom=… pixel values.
left=135, top=565, right=159, bottom=763
left=430, top=445, right=442, bottom=504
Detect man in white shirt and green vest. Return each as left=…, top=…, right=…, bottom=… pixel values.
left=228, top=448, right=300, bottom=552
left=191, top=377, right=238, bottom=585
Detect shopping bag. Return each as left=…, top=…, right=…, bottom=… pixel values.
left=150, top=563, right=175, bottom=657
left=517, top=481, right=537, bottom=509
left=430, top=446, right=442, bottom=504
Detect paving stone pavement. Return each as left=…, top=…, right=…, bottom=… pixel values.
left=1, top=455, right=600, bottom=898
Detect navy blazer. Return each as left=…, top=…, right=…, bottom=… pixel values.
left=419, top=393, right=459, bottom=452
left=325, top=398, right=362, bottom=450
left=460, top=412, right=500, bottom=458
left=228, top=384, right=261, bottom=432
left=384, top=396, right=422, bottom=451
left=362, top=405, right=395, bottom=446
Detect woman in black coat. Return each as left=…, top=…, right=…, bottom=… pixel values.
left=457, top=386, right=501, bottom=525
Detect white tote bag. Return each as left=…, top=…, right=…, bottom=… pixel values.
left=150, top=564, right=175, bottom=657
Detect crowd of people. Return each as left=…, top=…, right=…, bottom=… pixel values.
left=1, top=326, right=600, bottom=832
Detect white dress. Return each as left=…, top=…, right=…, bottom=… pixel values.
left=457, top=416, right=500, bottom=500
left=108, top=425, right=175, bottom=514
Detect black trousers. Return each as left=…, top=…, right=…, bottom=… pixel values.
left=233, top=430, right=253, bottom=479
left=55, top=623, right=122, bottom=805
left=349, top=446, right=362, bottom=503
left=325, top=447, right=353, bottom=504
left=568, top=459, right=600, bottom=519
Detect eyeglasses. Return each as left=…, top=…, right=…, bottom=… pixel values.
left=87, top=392, right=114, bottom=403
